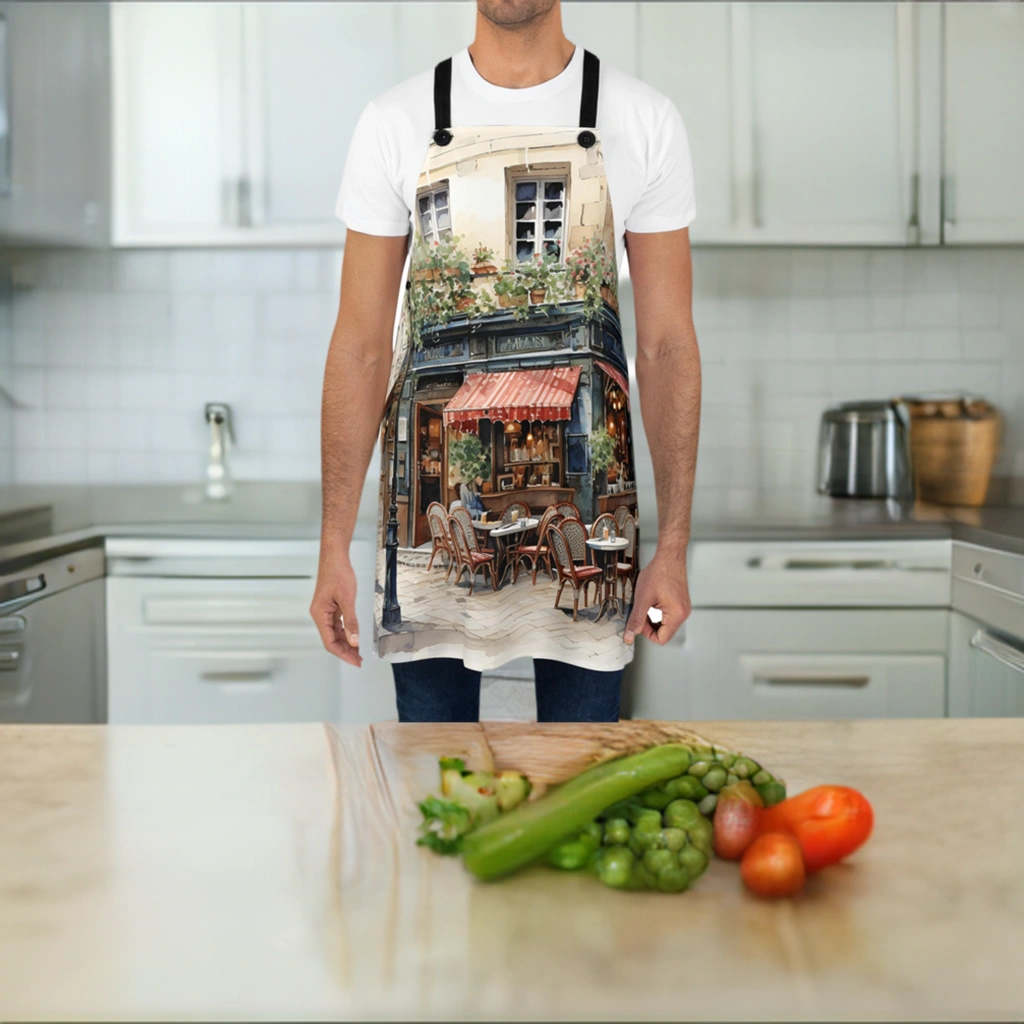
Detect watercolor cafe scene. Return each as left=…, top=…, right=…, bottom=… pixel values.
left=374, top=126, right=641, bottom=665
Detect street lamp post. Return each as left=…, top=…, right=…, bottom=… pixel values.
left=381, top=426, right=402, bottom=630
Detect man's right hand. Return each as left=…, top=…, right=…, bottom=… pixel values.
left=310, top=546, right=362, bottom=667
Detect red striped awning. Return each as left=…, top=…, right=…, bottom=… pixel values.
left=443, top=366, right=582, bottom=432
left=595, top=359, right=630, bottom=405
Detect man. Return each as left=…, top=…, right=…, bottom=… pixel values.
left=311, top=0, right=701, bottom=723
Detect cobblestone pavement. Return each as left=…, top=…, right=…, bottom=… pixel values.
left=374, top=546, right=632, bottom=670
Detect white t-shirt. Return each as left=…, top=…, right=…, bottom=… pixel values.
left=335, top=46, right=696, bottom=266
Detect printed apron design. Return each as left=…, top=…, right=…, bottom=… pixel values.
left=375, top=51, right=640, bottom=670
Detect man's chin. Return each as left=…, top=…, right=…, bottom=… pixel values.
left=476, top=0, right=558, bottom=28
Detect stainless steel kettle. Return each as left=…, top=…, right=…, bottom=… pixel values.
left=816, top=400, right=914, bottom=499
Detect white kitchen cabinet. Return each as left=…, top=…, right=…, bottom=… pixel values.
left=0, top=1, right=111, bottom=246
left=637, top=3, right=733, bottom=244
left=942, top=3, right=1024, bottom=243
left=630, top=608, right=947, bottom=721
left=105, top=536, right=396, bottom=725
left=112, top=1, right=400, bottom=245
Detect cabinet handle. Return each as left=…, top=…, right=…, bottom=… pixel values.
left=906, top=172, right=920, bottom=245
left=971, top=630, right=1024, bottom=676
left=942, top=174, right=957, bottom=230
left=237, top=175, right=253, bottom=228
left=0, top=649, right=20, bottom=671
left=200, top=668, right=274, bottom=683
left=753, top=673, right=870, bottom=688
left=745, top=557, right=944, bottom=573
left=0, top=573, right=46, bottom=612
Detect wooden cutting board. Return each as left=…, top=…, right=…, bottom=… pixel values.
left=324, top=719, right=1024, bottom=1021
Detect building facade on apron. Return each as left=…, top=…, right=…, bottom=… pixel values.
left=375, top=53, right=639, bottom=671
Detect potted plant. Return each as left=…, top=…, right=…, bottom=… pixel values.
left=565, top=235, right=617, bottom=318
left=493, top=262, right=528, bottom=311
left=518, top=252, right=561, bottom=304
left=471, top=244, right=497, bottom=275
left=448, top=435, right=491, bottom=486
left=590, top=427, right=616, bottom=474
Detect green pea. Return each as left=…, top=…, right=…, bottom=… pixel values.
left=643, top=848, right=676, bottom=875
left=751, top=769, right=773, bottom=787
left=703, top=766, right=728, bottom=792
left=733, top=757, right=759, bottom=779
left=640, top=786, right=673, bottom=811
left=666, top=776, right=708, bottom=801
left=661, top=827, right=687, bottom=853
left=687, top=760, right=711, bottom=778
left=714, top=750, right=736, bottom=768
left=634, top=863, right=658, bottom=891
left=678, top=844, right=708, bottom=879
left=596, top=847, right=636, bottom=889
left=698, top=793, right=718, bottom=816
left=548, top=839, right=591, bottom=871
left=756, top=781, right=788, bottom=807
left=626, top=802, right=659, bottom=827
left=726, top=772, right=739, bottom=787
left=603, top=817, right=631, bottom=846
left=631, top=808, right=663, bottom=831
left=664, top=798, right=702, bottom=830
left=632, top=827, right=663, bottom=852
left=656, top=863, right=691, bottom=894
left=628, top=835, right=646, bottom=858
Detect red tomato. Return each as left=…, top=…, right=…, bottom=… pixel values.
left=714, top=782, right=763, bottom=860
left=741, top=833, right=806, bottom=898
left=759, top=785, right=874, bottom=874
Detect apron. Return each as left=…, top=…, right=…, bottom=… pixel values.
left=375, top=51, right=639, bottom=672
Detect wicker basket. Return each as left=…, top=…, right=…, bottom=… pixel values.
left=905, top=399, right=1001, bottom=507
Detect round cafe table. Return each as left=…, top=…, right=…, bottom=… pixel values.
left=489, top=518, right=539, bottom=587
left=585, top=536, right=629, bottom=621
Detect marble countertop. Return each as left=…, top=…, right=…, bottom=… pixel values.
left=1, top=719, right=1021, bottom=1021
left=0, top=480, right=1022, bottom=573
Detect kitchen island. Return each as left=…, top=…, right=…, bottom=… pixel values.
left=1, top=719, right=1021, bottom=1021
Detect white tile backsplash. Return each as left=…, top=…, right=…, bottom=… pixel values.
left=1, top=246, right=1022, bottom=497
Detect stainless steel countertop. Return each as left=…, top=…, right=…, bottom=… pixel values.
left=1, top=480, right=1022, bottom=573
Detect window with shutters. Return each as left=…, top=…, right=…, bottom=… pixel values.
left=416, top=180, right=452, bottom=243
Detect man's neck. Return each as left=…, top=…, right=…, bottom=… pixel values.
left=468, top=8, right=574, bottom=89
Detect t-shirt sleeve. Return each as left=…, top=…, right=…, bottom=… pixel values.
left=624, top=99, right=697, bottom=234
left=334, top=101, right=411, bottom=236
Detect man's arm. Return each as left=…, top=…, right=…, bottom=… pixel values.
left=622, top=226, right=701, bottom=645
left=310, top=229, right=409, bottom=666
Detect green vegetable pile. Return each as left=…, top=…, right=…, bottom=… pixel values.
left=416, top=741, right=786, bottom=895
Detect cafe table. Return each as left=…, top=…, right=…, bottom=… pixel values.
left=489, top=517, right=539, bottom=587
left=585, top=535, right=629, bottom=621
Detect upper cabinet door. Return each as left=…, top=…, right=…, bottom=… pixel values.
left=742, top=2, right=916, bottom=244
left=638, top=3, right=732, bottom=244
left=112, top=2, right=246, bottom=245
left=243, top=2, right=399, bottom=234
left=943, top=3, right=1024, bottom=244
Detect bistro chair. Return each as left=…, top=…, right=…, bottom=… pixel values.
left=451, top=504, right=480, bottom=553
left=448, top=515, right=497, bottom=595
left=499, top=501, right=531, bottom=525
left=425, top=501, right=454, bottom=580
left=555, top=501, right=582, bottom=521
left=449, top=499, right=463, bottom=512
left=513, top=506, right=562, bottom=585
left=616, top=514, right=638, bottom=602
left=613, top=505, right=632, bottom=534
left=548, top=525, right=602, bottom=621
left=559, top=516, right=590, bottom=566
left=591, top=512, right=618, bottom=540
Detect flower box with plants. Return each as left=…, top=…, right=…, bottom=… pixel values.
left=408, top=235, right=496, bottom=339
left=565, top=235, right=618, bottom=318
left=471, top=244, right=498, bottom=276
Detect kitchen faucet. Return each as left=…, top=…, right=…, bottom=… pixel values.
left=204, top=402, right=235, bottom=500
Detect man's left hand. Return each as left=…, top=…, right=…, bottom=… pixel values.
left=623, top=549, right=691, bottom=645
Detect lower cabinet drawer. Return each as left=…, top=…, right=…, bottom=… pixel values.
left=629, top=609, right=948, bottom=720
left=147, top=647, right=339, bottom=724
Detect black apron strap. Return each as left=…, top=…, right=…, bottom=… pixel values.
left=577, top=50, right=599, bottom=148
left=433, top=58, right=453, bottom=146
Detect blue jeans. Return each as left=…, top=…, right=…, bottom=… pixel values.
left=392, top=657, right=622, bottom=723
